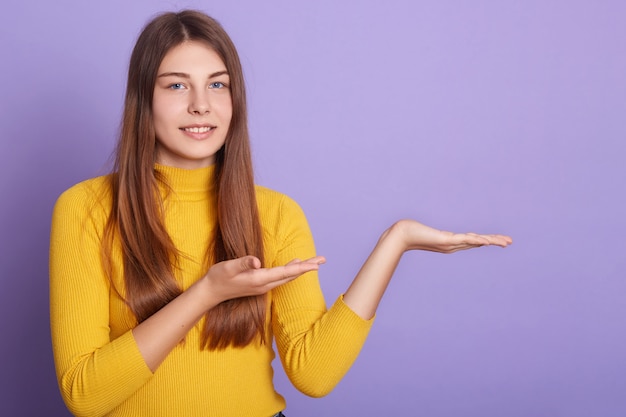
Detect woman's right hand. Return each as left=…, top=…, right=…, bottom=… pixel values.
left=202, top=256, right=326, bottom=306
left=132, top=254, right=324, bottom=372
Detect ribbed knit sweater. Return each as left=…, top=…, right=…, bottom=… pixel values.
left=49, top=164, right=373, bottom=417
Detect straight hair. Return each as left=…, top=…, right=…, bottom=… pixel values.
left=102, top=10, right=266, bottom=349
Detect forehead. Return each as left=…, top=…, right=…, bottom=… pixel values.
left=158, top=41, right=226, bottom=73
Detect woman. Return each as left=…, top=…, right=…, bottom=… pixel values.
left=49, top=10, right=511, bottom=417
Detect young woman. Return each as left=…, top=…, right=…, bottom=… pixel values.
left=49, top=10, right=512, bottom=417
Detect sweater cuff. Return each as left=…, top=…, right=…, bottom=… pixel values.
left=115, top=330, right=154, bottom=379
left=332, top=294, right=376, bottom=328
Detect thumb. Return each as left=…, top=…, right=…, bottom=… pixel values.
left=239, top=256, right=261, bottom=272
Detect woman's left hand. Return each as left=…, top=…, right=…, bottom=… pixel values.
left=390, top=219, right=513, bottom=254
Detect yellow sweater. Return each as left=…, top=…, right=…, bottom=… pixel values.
left=50, top=164, right=373, bottom=417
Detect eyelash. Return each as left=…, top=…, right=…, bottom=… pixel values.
left=167, top=82, right=229, bottom=90
left=209, top=81, right=229, bottom=89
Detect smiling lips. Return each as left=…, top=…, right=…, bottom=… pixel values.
left=180, top=125, right=216, bottom=140
left=182, top=126, right=214, bottom=133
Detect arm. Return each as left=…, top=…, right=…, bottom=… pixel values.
left=50, top=183, right=153, bottom=417
left=269, top=196, right=373, bottom=397
left=132, top=255, right=323, bottom=371
left=268, top=197, right=511, bottom=397
left=343, top=219, right=513, bottom=319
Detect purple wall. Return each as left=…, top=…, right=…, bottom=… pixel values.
left=2, top=1, right=625, bottom=416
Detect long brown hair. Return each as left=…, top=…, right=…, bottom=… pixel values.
left=103, top=10, right=266, bottom=349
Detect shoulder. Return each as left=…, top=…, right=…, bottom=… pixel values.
left=53, top=175, right=114, bottom=221
left=255, top=186, right=316, bottom=265
left=255, top=185, right=306, bottom=220
left=255, top=185, right=311, bottom=236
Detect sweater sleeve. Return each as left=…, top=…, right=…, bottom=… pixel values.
left=49, top=182, right=153, bottom=417
left=268, top=195, right=374, bottom=398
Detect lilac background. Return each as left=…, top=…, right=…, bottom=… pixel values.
left=1, top=1, right=625, bottom=416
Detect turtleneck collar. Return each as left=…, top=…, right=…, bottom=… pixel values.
left=154, top=163, right=216, bottom=200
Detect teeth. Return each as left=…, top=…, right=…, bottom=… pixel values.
left=184, top=126, right=213, bottom=133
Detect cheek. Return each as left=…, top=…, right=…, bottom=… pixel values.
left=218, top=96, right=234, bottom=121
left=152, top=97, right=164, bottom=125
left=152, top=99, right=176, bottom=130
left=153, top=88, right=183, bottom=111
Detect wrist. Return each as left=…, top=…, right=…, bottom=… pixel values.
left=382, top=220, right=412, bottom=253
left=190, top=274, right=221, bottom=312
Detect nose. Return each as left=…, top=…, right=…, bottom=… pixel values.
left=188, top=89, right=211, bottom=114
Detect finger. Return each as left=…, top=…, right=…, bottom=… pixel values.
left=477, top=234, right=512, bottom=247
left=281, top=261, right=321, bottom=277
left=285, top=256, right=326, bottom=267
left=303, top=256, right=326, bottom=265
left=466, top=233, right=512, bottom=248
left=434, top=233, right=489, bottom=253
left=259, top=261, right=321, bottom=289
left=457, top=233, right=489, bottom=246
left=238, top=256, right=261, bottom=272
left=495, top=234, right=513, bottom=245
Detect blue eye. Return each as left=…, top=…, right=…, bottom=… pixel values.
left=169, top=83, right=185, bottom=90
left=209, top=82, right=226, bottom=89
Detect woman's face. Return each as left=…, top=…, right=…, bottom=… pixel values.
left=152, top=40, right=232, bottom=169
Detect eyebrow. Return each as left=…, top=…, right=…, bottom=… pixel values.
left=157, top=70, right=229, bottom=79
